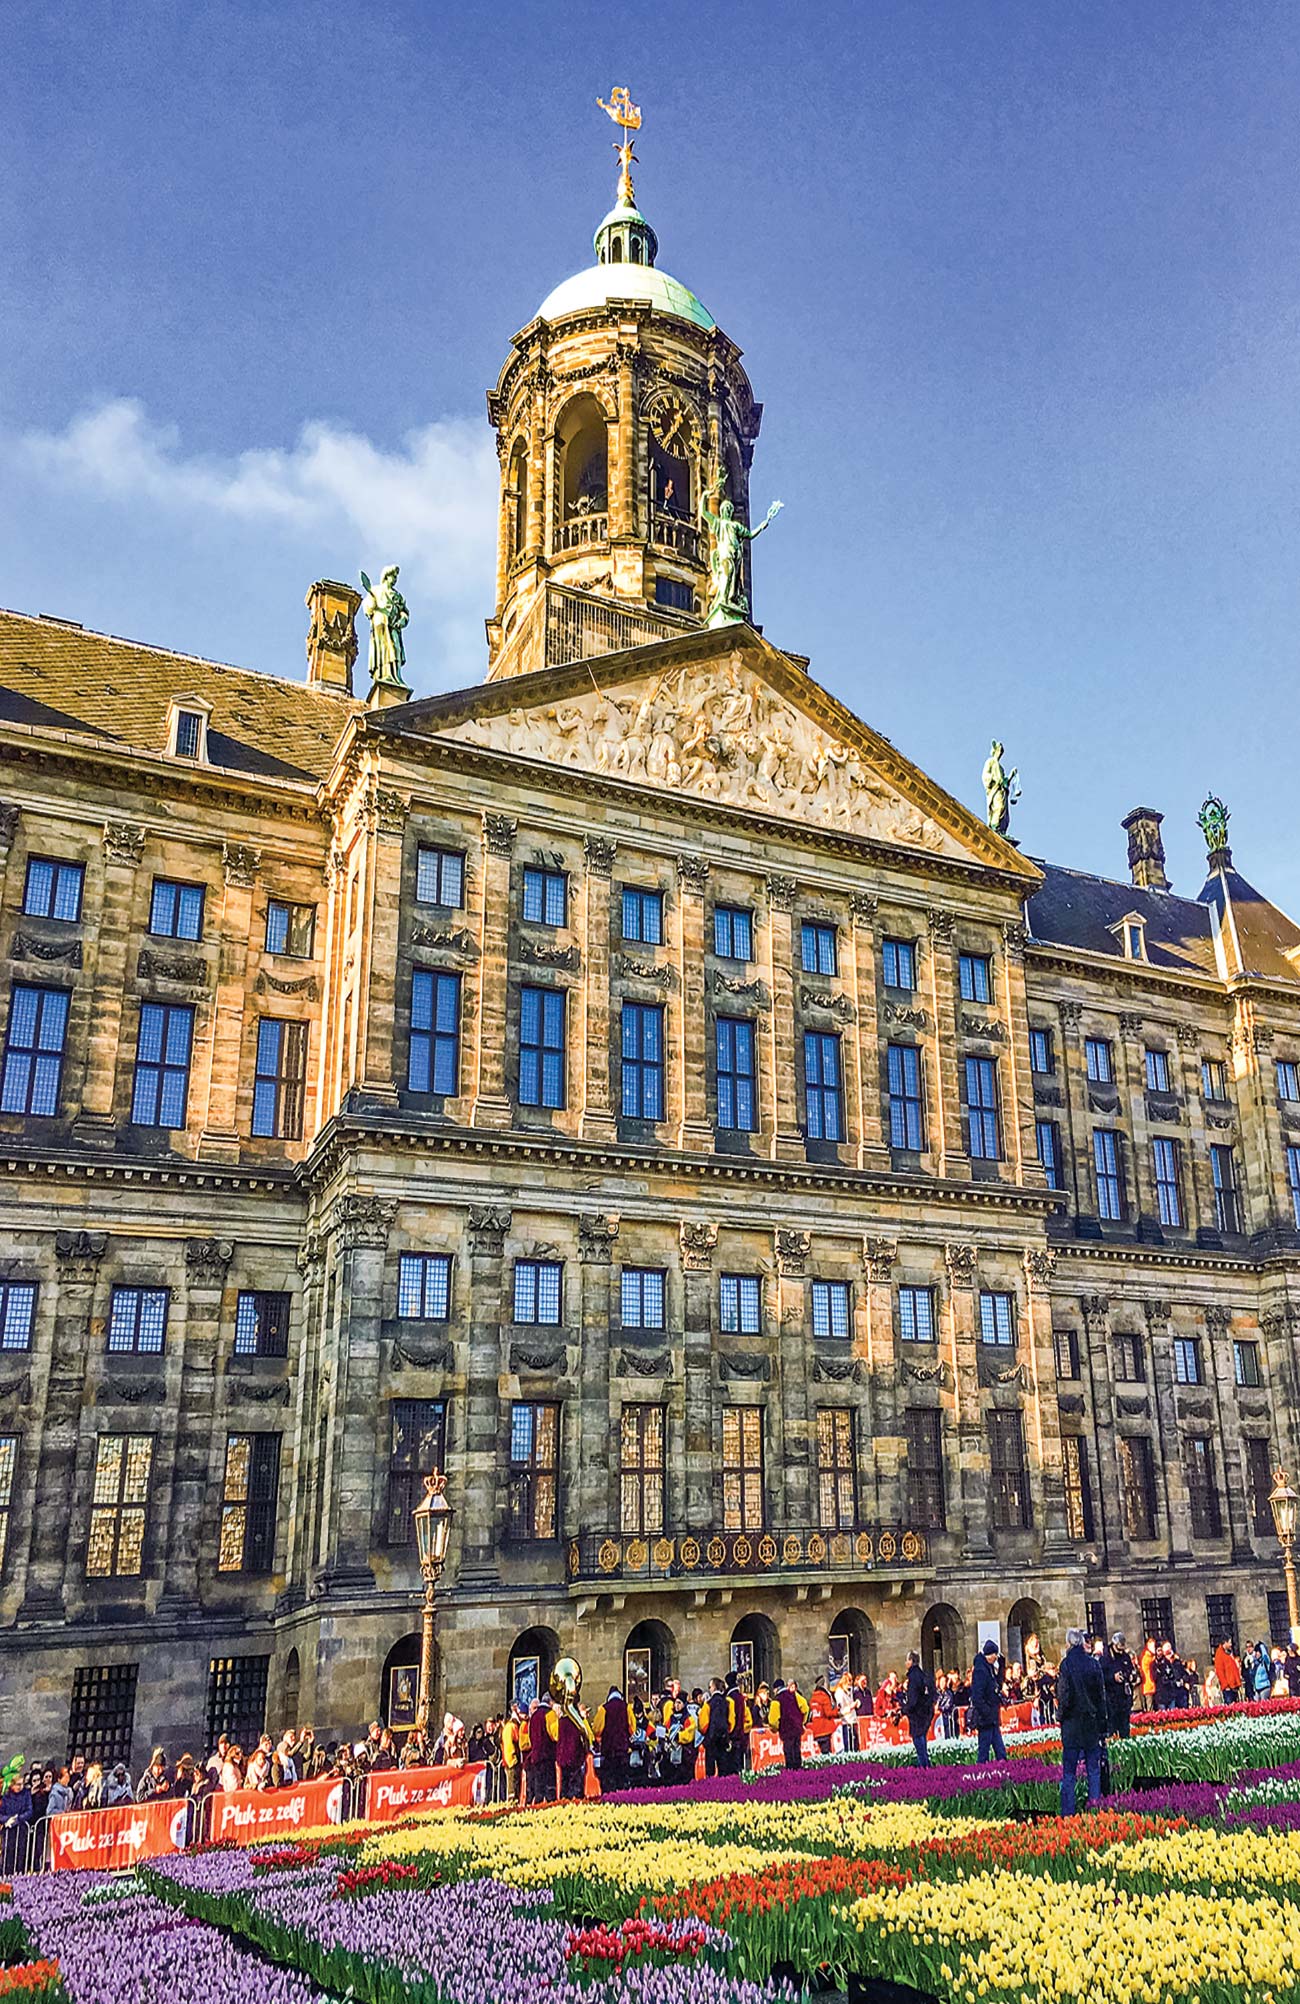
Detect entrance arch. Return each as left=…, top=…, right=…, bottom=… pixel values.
left=828, top=1607, right=877, bottom=1685
left=623, top=1618, right=675, bottom=1706
left=729, top=1611, right=779, bottom=1692
left=1008, top=1598, right=1044, bottom=1673
left=380, top=1630, right=425, bottom=1735
left=507, top=1625, right=561, bottom=1711
left=920, top=1602, right=965, bottom=1678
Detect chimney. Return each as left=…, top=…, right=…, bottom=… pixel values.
left=1121, top=807, right=1169, bottom=892
left=305, top=580, right=362, bottom=693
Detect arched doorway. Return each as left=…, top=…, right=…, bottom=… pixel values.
left=920, top=1602, right=964, bottom=1678
left=380, top=1631, right=424, bottom=1738
left=828, top=1607, right=876, bottom=1686
left=282, top=1648, right=300, bottom=1730
left=1008, top=1598, right=1044, bottom=1674
left=507, top=1624, right=561, bottom=1712
left=729, top=1611, right=779, bottom=1693
left=623, top=1618, right=675, bottom=1707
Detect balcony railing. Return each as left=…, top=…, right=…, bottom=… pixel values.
left=652, top=511, right=700, bottom=562
left=555, top=512, right=608, bottom=552
left=567, top=1523, right=928, bottom=1585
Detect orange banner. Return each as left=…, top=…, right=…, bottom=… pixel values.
left=209, top=1775, right=347, bottom=1844
left=48, top=1796, right=190, bottom=1871
left=364, top=1763, right=487, bottom=1821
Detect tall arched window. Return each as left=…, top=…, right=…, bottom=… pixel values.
left=610, top=238, right=623, bottom=262
left=508, top=439, right=528, bottom=561
left=555, top=397, right=609, bottom=548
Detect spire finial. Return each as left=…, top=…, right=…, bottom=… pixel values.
left=1197, top=793, right=1232, bottom=869
left=598, top=86, right=642, bottom=208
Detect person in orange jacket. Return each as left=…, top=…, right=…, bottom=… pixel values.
left=806, top=1677, right=838, bottom=1757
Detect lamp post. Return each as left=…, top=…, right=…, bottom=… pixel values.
left=412, top=1471, right=454, bottom=1735
left=1269, top=1467, right=1300, bottom=1642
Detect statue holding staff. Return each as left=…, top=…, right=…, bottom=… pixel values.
left=360, top=565, right=410, bottom=688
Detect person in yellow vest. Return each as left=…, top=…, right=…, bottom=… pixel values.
left=768, top=1677, right=810, bottom=1770
left=500, top=1704, right=524, bottom=1805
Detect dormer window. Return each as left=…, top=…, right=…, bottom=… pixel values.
left=1109, top=912, right=1148, bottom=961
left=167, top=696, right=210, bottom=763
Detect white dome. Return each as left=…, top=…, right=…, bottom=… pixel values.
left=538, top=263, right=715, bottom=331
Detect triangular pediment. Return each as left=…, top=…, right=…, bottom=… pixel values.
left=379, top=627, right=1037, bottom=879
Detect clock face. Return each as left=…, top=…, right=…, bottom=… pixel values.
left=651, top=394, right=695, bottom=458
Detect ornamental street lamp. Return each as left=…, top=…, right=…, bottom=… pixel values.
left=1269, top=1466, right=1300, bottom=1642
left=412, top=1471, right=454, bottom=1735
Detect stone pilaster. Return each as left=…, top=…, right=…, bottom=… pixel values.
left=471, top=813, right=516, bottom=1129
left=773, top=1228, right=811, bottom=1523
left=73, top=821, right=144, bottom=1138
left=1177, top=1026, right=1218, bottom=1232
left=946, top=1242, right=991, bottom=1556
left=1118, top=1012, right=1154, bottom=1223
left=284, top=1232, right=325, bottom=1591
left=680, top=1221, right=718, bottom=1531
left=1205, top=1304, right=1249, bottom=1557
left=1145, top=1298, right=1190, bottom=1559
left=356, top=789, right=408, bottom=1105
left=764, top=875, right=803, bottom=1162
left=460, top=1205, right=511, bottom=1580
left=317, top=1196, right=397, bottom=1590
left=1057, top=1000, right=1090, bottom=1213
left=1023, top=1248, right=1071, bottom=1553
left=926, top=909, right=968, bottom=1179
left=198, top=843, right=259, bottom=1157
left=21, top=1231, right=107, bottom=1615
left=848, top=896, right=889, bottom=1171
left=862, top=1238, right=902, bottom=1523
left=580, top=836, right=618, bottom=1140
left=1080, top=1293, right=1125, bottom=1564
left=675, top=854, right=711, bottom=1150
left=1001, top=922, right=1041, bottom=1185
left=160, top=1235, right=234, bottom=1607
left=576, top=1213, right=618, bottom=1538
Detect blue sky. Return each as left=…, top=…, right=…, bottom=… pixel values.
left=3, top=0, right=1298, bottom=904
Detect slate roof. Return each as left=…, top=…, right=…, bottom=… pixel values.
left=0, top=607, right=358, bottom=787
left=1027, top=859, right=1300, bottom=986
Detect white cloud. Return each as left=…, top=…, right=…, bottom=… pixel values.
left=18, top=397, right=499, bottom=615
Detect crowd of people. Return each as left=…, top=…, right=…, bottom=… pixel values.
left=2, top=1626, right=1293, bottom=1868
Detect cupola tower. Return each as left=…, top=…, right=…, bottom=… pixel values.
left=485, top=90, right=764, bottom=680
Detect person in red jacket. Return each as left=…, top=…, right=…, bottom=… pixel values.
left=592, top=1686, right=630, bottom=1794
left=806, top=1677, right=838, bottom=1757
left=768, top=1678, right=810, bottom=1769
left=524, top=1697, right=556, bottom=1804
left=553, top=1705, right=588, bottom=1800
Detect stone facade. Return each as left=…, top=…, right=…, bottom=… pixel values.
left=0, top=158, right=1298, bottom=1763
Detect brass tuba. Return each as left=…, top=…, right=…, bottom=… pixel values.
left=549, top=1655, right=594, bottom=1746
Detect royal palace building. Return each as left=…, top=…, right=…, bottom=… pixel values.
left=2, top=116, right=1300, bottom=1765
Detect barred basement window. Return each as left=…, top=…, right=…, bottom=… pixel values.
left=1062, top=1436, right=1094, bottom=1541
left=816, top=1408, right=857, bottom=1531
left=0, top=1434, right=15, bottom=1571
left=905, top=1408, right=945, bottom=1529
left=0, top=1282, right=36, bottom=1353
left=1119, top=1437, right=1158, bottom=1540
left=1268, top=1590, right=1292, bottom=1649
left=87, top=1434, right=153, bottom=1576
left=722, top=1405, right=765, bottom=1531
left=205, top=1655, right=269, bottom=1753
left=1141, top=1596, right=1175, bottom=1649
left=1085, top=1601, right=1108, bottom=1645
left=67, top=1664, right=138, bottom=1768
left=1206, top=1593, right=1237, bottom=1651
left=508, top=1401, right=559, bottom=1540
left=234, top=1290, right=290, bottom=1358
left=988, top=1411, right=1031, bottom=1530
left=397, top=1254, right=451, bottom=1322
left=619, top=1404, right=665, bottom=1535
left=218, top=1433, right=281, bottom=1574
left=386, top=1400, right=447, bottom=1546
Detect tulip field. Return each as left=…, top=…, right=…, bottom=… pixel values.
left=12, top=1702, right=1300, bottom=2001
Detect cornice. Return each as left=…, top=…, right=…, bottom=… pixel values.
left=299, top=1111, right=1059, bottom=1213
left=1024, top=940, right=1231, bottom=1003
left=0, top=1146, right=299, bottom=1198
left=0, top=731, right=330, bottom=830
left=1044, top=1235, right=1266, bottom=1278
